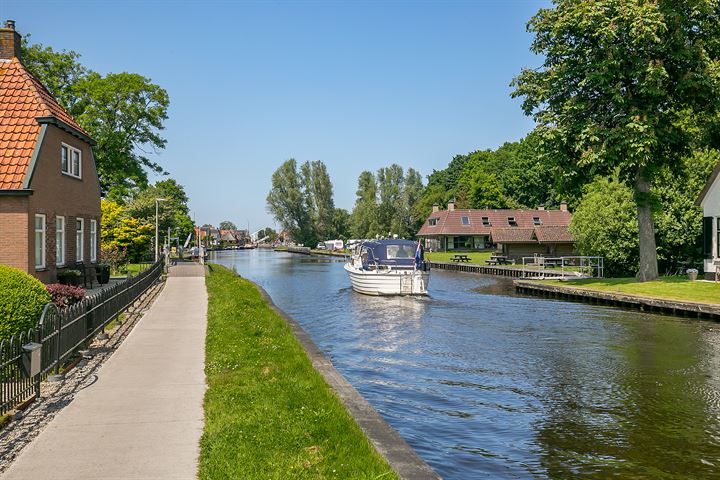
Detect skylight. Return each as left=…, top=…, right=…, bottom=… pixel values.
left=508, top=217, right=517, bottom=226
left=533, top=217, right=542, bottom=226
left=461, top=216, right=470, bottom=225
left=481, top=216, right=491, bottom=226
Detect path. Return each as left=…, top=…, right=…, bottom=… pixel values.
left=3, top=262, right=207, bottom=480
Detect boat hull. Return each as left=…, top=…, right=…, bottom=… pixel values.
left=344, top=263, right=430, bottom=296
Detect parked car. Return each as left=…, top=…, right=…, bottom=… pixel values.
left=316, top=243, right=327, bottom=250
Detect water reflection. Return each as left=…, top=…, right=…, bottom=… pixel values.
left=210, top=250, right=720, bottom=479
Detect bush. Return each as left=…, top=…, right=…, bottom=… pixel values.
left=0, top=265, right=51, bottom=340
left=46, top=284, right=86, bottom=308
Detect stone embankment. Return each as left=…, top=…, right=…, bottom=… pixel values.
left=515, top=280, right=720, bottom=320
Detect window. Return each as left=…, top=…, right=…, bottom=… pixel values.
left=61, top=144, right=82, bottom=178
left=481, top=216, right=491, bottom=226
left=508, top=217, right=517, bottom=226
left=461, top=216, right=470, bottom=225
left=533, top=217, right=542, bottom=226
left=76, top=218, right=84, bottom=262
left=56, top=216, right=65, bottom=266
left=717, top=218, right=720, bottom=258
left=35, top=214, right=46, bottom=269
left=428, top=218, right=438, bottom=226
left=90, top=219, right=97, bottom=262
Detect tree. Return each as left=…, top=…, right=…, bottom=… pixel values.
left=125, top=179, right=194, bottom=247
left=266, top=159, right=315, bottom=247
left=512, top=1, right=720, bottom=281
left=330, top=208, right=351, bottom=240
left=469, top=171, right=507, bottom=209
left=350, top=171, right=380, bottom=238
left=219, top=221, right=237, bottom=230
left=570, top=177, right=639, bottom=277
left=21, top=40, right=170, bottom=196
left=301, top=160, right=335, bottom=240
left=100, top=199, right=154, bottom=262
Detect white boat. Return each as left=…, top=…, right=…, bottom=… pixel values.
left=344, top=239, right=430, bottom=296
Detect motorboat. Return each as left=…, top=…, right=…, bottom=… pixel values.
left=344, top=239, right=430, bottom=296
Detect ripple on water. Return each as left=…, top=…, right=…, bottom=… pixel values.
left=212, top=250, right=720, bottom=480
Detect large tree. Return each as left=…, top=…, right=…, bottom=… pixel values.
left=219, top=221, right=237, bottom=230
left=350, top=171, right=380, bottom=238
left=21, top=40, right=170, bottom=196
left=125, top=179, right=194, bottom=246
left=512, top=0, right=720, bottom=281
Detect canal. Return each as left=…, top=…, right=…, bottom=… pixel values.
left=211, top=249, right=720, bottom=479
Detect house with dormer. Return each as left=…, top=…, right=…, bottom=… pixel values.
left=0, top=20, right=101, bottom=283
left=417, top=200, right=574, bottom=259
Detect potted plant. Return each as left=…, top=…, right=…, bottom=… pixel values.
left=687, top=268, right=698, bottom=281
left=95, top=263, right=111, bottom=284
left=57, top=268, right=82, bottom=286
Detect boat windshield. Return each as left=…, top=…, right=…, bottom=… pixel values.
left=386, top=245, right=413, bottom=259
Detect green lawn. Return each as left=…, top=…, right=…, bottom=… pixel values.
left=426, top=251, right=493, bottom=264
left=542, top=276, right=720, bottom=305
left=200, top=264, right=398, bottom=480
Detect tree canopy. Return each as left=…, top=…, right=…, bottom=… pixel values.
left=21, top=39, right=170, bottom=196
left=512, top=0, right=720, bottom=280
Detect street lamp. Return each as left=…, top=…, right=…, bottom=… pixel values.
left=155, top=198, right=167, bottom=261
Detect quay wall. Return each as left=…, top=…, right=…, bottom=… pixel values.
left=514, top=280, right=720, bottom=320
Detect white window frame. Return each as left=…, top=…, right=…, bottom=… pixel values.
left=76, top=218, right=84, bottom=262
left=56, top=216, right=66, bottom=266
left=461, top=216, right=470, bottom=225
left=90, top=219, right=97, bottom=262
left=35, top=214, right=46, bottom=269
left=428, top=218, right=438, bottom=226
left=61, top=143, right=82, bottom=179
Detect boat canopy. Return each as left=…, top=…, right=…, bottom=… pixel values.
left=358, top=239, right=422, bottom=267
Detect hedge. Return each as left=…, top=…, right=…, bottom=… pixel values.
left=0, top=265, right=51, bottom=341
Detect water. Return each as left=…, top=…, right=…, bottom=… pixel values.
left=212, top=249, right=720, bottom=479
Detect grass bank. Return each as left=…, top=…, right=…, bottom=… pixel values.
left=426, top=251, right=493, bottom=264
left=540, top=277, right=720, bottom=305
left=200, top=264, right=397, bottom=479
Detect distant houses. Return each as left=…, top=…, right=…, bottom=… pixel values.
left=0, top=21, right=101, bottom=283
left=697, top=160, right=720, bottom=280
left=417, top=200, right=574, bottom=259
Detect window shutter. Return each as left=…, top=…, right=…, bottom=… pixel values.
left=703, top=217, right=713, bottom=259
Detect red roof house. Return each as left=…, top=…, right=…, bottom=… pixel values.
left=0, top=21, right=101, bottom=283
left=417, top=199, right=575, bottom=259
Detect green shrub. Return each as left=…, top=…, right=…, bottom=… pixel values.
left=0, top=265, right=51, bottom=341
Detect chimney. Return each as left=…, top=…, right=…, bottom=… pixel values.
left=537, top=204, right=545, bottom=211
left=0, top=20, right=21, bottom=61
left=447, top=199, right=455, bottom=211
left=559, top=201, right=568, bottom=212
left=432, top=203, right=439, bottom=213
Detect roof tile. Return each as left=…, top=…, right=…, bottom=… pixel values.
left=0, top=58, right=89, bottom=189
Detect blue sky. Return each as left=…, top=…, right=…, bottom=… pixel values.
left=3, top=0, right=547, bottom=232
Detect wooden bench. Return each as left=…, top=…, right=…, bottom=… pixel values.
left=451, top=254, right=470, bottom=263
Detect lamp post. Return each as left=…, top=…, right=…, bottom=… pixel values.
left=155, top=198, right=167, bottom=261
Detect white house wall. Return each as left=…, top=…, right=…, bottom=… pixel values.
left=701, top=173, right=720, bottom=275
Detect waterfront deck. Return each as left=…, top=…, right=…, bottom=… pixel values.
left=430, top=261, right=579, bottom=279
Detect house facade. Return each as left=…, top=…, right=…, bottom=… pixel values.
left=417, top=200, right=574, bottom=260
left=697, top=161, right=720, bottom=280
left=0, top=21, right=101, bottom=283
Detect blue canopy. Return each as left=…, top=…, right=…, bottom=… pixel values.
left=359, top=239, right=423, bottom=267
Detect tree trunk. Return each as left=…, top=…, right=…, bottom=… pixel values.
left=635, top=168, right=659, bottom=281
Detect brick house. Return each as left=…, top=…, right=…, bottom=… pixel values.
left=0, top=21, right=101, bottom=283
left=417, top=200, right=574, bottom=259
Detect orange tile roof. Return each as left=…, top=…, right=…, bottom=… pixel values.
left=417, top=208, right=572, bottom=236
left=0, top=57, right=90, bottom=189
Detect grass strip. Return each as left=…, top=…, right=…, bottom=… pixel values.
left=199, top=264, right=398, bottom=480
left=426, top=251, right=493, bottom=264
left=541, top=276, right=720, bottom=305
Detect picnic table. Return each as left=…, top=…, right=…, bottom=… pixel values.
left=451, top=254, right=471, bottom=263
left=485, top=255, right=512, bottom=265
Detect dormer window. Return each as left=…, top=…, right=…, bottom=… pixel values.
left=481, top=216, right=491, bottom=226
left=428, top=218, right=438, bottom=226
left=61, top=144, right=82, bottom=178
left=508, top=216, right=517, bottom=226
left=533, top=217, right=542, bottom=226
left=461, top=216, right=470, bottom=225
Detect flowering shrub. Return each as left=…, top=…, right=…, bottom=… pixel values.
left=46, top=284, right=86, bottom=308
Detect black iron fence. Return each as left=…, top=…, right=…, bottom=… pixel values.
left=0, top=259, right=164, bottom=415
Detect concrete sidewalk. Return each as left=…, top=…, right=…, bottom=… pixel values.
left=3, top=262, right=207, bottom=480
